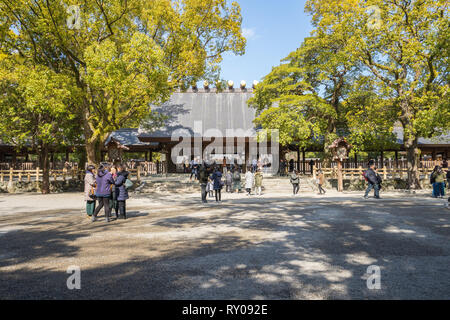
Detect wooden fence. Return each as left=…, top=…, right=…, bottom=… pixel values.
left=0, top=162, right=170, bottom=184
left=312, top=165, right=437, bottom=181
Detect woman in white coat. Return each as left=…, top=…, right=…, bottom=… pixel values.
left=245, top=168, right=254, bottom=196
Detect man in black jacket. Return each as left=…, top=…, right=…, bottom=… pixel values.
left=364, top=161, right=381, bottom=199
left=198, top=163, right=209, bottom=204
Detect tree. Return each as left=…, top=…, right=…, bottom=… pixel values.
left=306, top=0, right=450, bottom=188
left=0, top=58, right=81, bottom=194
left=248, top=33, right=358, bottom=164
left=1, top=0, right=246, bottom=164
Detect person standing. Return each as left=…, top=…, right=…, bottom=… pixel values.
left=198, top=163, right=209, bottom=204
left=364, top=161, right=381, bottom=199
left=225, top=170, right=233, bottom=193
left=430, top=166, right=439, bottom=198
left=280, top=159, right=286, bottom=177
left=309, top=159, right=315, bottom=175
left=84, top=165, right=96, bottom=217
left=232, top=168, right=242, bottom=193
left=290, top=170, right=300, bottom=196
left=245, top=168, right=254, bottom=196
left=92, top=165, right=115, bottom=222
left=189, top=158, right=198, bottom=181
left=110, top=166, right=118, bottom=219
left=432, top=166, right=446, bottom=198
left=252, top=158, right=258, bottom=173
left=317, top=169, right=326, bottom=195
left=254, top=169, right=263, bottom=196
left=114, top=165, right=130, bottom=219
left=211, top=167, right=223, bottom=203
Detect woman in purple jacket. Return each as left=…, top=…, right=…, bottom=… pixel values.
left=92, top=165, right=115, bottom=223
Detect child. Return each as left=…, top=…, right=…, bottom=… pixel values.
left=207, top=178, right=214, bottom=198
left=225, top=170, right=233, bottom=193
left=254, top=169, right=263, bottom=196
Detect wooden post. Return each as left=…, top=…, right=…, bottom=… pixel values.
left=313, top=165, right=317, bottom=180
left=337, top=160, right=343, bottom=192
left=0, top=171, right=3, bottom=182
left=18, top=170, right=22, bottom=182
left=36, top=167, right=40, bottom=189
left=395, top=151, right=399, bottom=169
left=383, top=166, right=387, bottom=180
left=359, top=166, right=363, bottom=180
left=27, top=171, right=31, bottom=182
left=302, top=149, right=306, bottom=175
left=9, top=168, right=13, bottom=182
left=137, top=166, right=141, bottom=181
left=297, top=148, right=301, bottom=173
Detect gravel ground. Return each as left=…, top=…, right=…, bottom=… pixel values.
left=0, top=189, right=449, bottom=300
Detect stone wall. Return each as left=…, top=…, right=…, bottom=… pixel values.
left=0, top=180, right=84, bottom=194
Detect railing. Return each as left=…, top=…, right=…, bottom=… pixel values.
left=288, top=159, right=445, bottom=174
left=0, top=162, right=170, bottom=184
left=312, top=165, right=437, bottom=181
left=0, top=162, right=78, bottom=170
left=0, top=168, right=84, bottom=184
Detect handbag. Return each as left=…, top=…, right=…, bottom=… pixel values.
left=89, top=186, right=96, bottom=199
left=125, top=178, right=134, bottom=190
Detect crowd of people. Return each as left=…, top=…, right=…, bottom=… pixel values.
left=83, top=159, right=450, bottom=220
left=84, top=163, right=132, bottom=223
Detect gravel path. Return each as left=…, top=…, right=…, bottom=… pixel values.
left=0, top=190, right=449, bottom=299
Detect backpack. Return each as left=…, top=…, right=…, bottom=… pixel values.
left=198, top=169, right=207, bottom=182
left=124, top=178, right=134, bottom=190
left=362, top=170, right=368, bottom=182
left=430, top=173, right=436, bottom=185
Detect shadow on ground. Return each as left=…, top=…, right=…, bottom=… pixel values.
left=0, top=196, right=449, bottom=300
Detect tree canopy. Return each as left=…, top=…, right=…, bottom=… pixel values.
left=251, top=0, right=449, bottom=188
left=0, top=0, right=246, bottom=165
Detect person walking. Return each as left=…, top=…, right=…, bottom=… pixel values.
left=84, top=165, right=96, bottom=217
left=225, top=170, right=233, bottom=193
left=92, top=165, right=115, bottom=222
left=198, top=163, right=209, bottom=204
left=232, top=168, right=242, bottom=193
left=279, top=159, right=286, bottom=177
left=309, top=159, right=315, bottom=175
left=211, top=167, right=223, bottom=203
left=430, top=166, right=439, bottom=198
left=290, top=170, right=300, bottom=196
left=431, top=166, right=446, bottom=198
left=189, top=158, right=198, bottom=181
left=245, top=168, right=254, bottom=196
left=317, top=169, right=326, bottom=195
left=254, top=169, right=263, bottom=196
left=110, top=166, right=119, bottom=219
left=364, top=161, right=381, bottom=199
left=114, top=164, right=130, bottom=219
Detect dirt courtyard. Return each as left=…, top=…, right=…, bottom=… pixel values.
left=0, top=189, right=449, bottom=300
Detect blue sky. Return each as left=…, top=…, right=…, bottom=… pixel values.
left=219, top=0, right=313, bottom=84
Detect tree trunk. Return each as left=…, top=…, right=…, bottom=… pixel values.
left=404, top=135, right=421, bottom=190
left=85, top=138, right=101, bottom=165
left=39, top=144, right=50, bottom=194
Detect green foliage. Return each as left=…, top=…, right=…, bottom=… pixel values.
left=0, top=0, right=246, bottom=163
